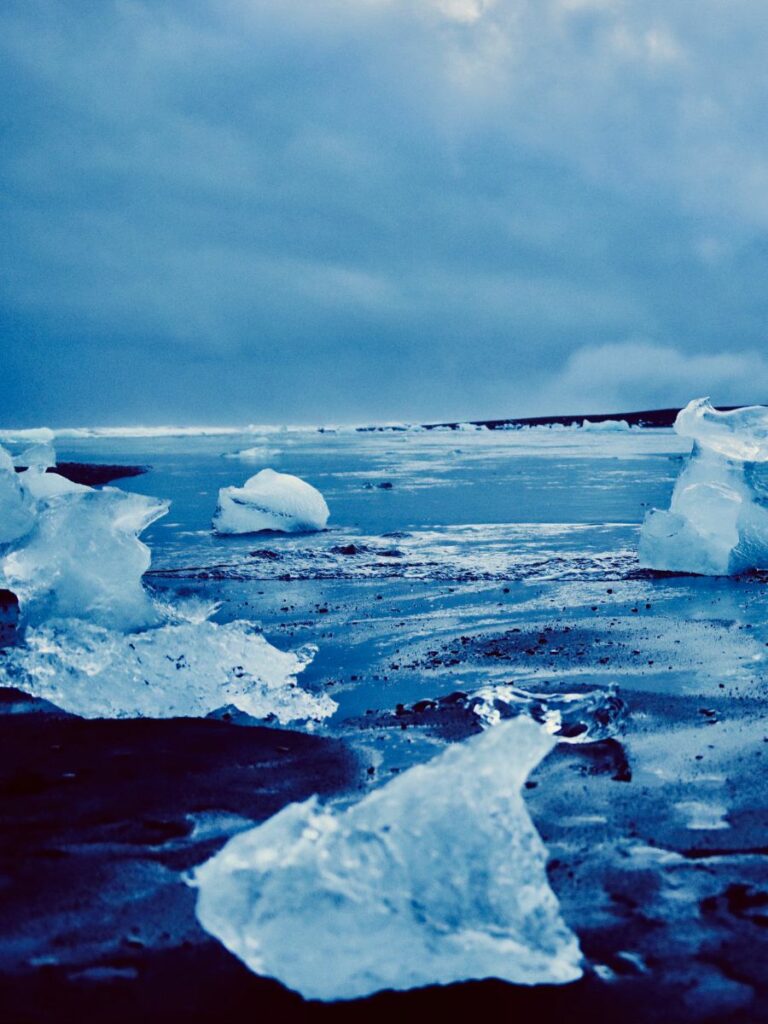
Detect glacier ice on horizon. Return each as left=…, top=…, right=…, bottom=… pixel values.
left=213, top=468, right=329, bottom=534
left=580, top=418, right=631, bottom=432
left=194, top=717, right=582, bottom=1001
left=639, top=398, right=768, bottom=575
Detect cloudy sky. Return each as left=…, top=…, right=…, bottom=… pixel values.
left=2, top=0, right=768, bottom=426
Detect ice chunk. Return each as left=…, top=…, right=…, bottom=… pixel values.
left=3, top=487, right=168, bottom=629
left=639, top=398, right=768, bottom=575
left=213, top=468, right=329, bottom=534
left=17, top=465, right=89, bottom=501
left=13, top=442, right=57, bottom=471
left=1, top=618, right=335, bottom=722
left=0, top=446, right=35, bottom=544
left=581, top=418, right=631, bottom=431
left=194, top=718, right=582, bottom=1001
left=468, top=683, right=627, bottom=742
left=222, top=446, right=278, bottom=463
left=674, top=397, right=768, bottom=461
left=372, top=684, right=626, bottom=745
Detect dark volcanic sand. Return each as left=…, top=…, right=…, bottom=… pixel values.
left=14, top=464, right=148, bottom=486
left=1, top=573, right=767, bottom=1024
left=2, top=433, right=767, bottom=1023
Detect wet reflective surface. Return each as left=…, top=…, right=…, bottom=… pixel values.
left=2, top=426, right=767, bottom=1021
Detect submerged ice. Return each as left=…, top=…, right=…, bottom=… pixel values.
left=194, top=717, right=582, bottom=1001
left=213, top=468, right=329, bottom=534
left=0, top=443, right=334, bottom=723
left=639, top=398, right=768, bottom=575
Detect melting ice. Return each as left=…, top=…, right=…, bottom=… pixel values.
left=194, top=717, right=582, bottom=1001
left=0, top=444, right=335, bottom=722
left=1, top=619, right=334, bottom=722
left=213, top=468, right=329, bottom=534
left=639, top=398, right=768, bottom=575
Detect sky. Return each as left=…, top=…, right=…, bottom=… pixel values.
left=2, top=0, right=768, bottom=427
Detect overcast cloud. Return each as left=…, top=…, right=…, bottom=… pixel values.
left=2, top=0, right=768, bottom=425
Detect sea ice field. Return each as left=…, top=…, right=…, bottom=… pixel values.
left=1, top=415, right=768, bottom=1022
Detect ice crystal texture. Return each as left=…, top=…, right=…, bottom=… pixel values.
left=1, top=619, right=335, bottom=722
left=195, top=718, right=582, bottom=1001
left=639, top=398, right=768, bottom=575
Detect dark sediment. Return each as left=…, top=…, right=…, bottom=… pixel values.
left=0, top=703, right=359, bottom=1023
left=14, top=464, right=148, bottom=486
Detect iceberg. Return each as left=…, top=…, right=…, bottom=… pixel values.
left=1, top=619, right=335, bottom=722
left=213, top=468, right=329, bottom=534
left=194, top=718, right=582, bottom=1001
left=639, top=398, right=768, bottom=575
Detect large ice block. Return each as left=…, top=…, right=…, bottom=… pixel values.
left=639, top=398, right=768, bottom=575
left=3, top=486, right=168, bottom=629
left=194, top=717, right=582, bottom=1001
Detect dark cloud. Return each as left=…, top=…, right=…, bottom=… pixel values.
left=2, top=0, right=768, bottom=426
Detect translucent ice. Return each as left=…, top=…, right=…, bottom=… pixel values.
left=0, top=446, right=35, bottom=544
left=194, top=718, right=582, bottom=1001
left=674, top=397, right=768, bottom=461
left=1, top=618, right=335, bottom=722
left=3, top=486, right=168, bottom=629
left=213, top=468, right=329, bottom=534
left=468, top=683, right=627, bottom=742
left=1, top=442, right=332, bottom=724
left=639, top=398, right=768, bottom=575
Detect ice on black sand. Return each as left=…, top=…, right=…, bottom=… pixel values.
left=194, top=717, right=582, bottom=1001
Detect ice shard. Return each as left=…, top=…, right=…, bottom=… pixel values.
left=194, top=718, right=582, bottom=1001
left=213, top=468, right=329, bottom=534
left=639, top=398, right=768, bottom=575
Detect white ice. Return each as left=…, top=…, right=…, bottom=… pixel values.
left=222, top=446, right=279, bottom=463
left=581, top=418, right=631, bottom=432
left=194, top=717, right=582, bottom=1001
left=639, top=398, right=768, bottom=575
left=213, top=468, right=329, bottom=534
left=1, top=618, right=335, bottom=722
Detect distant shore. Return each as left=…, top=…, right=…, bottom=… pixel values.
left=358, top=405, right=741, bottom=433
